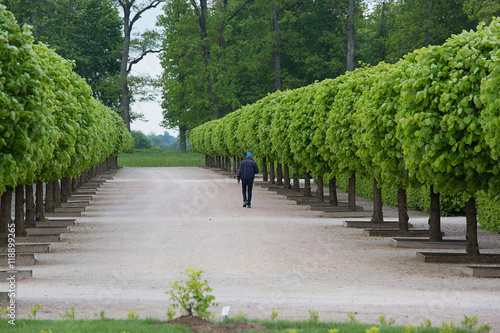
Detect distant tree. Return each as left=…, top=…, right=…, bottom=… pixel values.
left=114, top=0, right=163, bottom=131
left=131, top=131, right=153, bottom=149
left=151, top=136, right=164, bottom=148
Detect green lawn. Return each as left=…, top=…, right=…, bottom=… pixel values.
left=0, top=318, right=476, bottom=333
left=118, top=149, right=205, bottom=167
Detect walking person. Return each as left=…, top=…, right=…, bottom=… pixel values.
left=237, top=152, right=259, bottom=208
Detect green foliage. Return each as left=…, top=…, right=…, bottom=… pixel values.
left=28, top=305, right=41, bottom=319
left=93, top=310, right=106, bottom=320
left=165, top=267, right=218, bottom=319
left=60, top=306, right=75, bottom=320
left=131, top=131, right=153, bottom=150
left=378, top=315, right=395, bottom=327
left=127, top=310, right=138, bottom=319
left=308, top=310, right=319, bottom=324
left=271, top=308, right=279, bottom=322
left=477, top=191, right=500, bottom=233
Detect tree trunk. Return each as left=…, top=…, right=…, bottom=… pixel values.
left=398, top=188, right=409, bottom=232
left=348, top=172, right=356, bottom=211
left=329, top=177, right=338, bottom=206
left=45, top=181, right=55, bottom=213
left=15, top=185, right=26, bottom=237
left=346, top=0, right=355, bottom=72
left=283, top=163, right=291, bottom=188
left=35, top=181, right=45, bottom=222
left=72, top=177, right=78, bottom=193
left=465, top=196, right=480, bottom=257
left=0, top=187, right=13, bottom=247
left=179, top=126, right=187, bottom=152
left=293, top=173, right=300, bottom=192
left=428, top=185, right=442, bottom=242
left=273, top=3, right=281, bottom=91
left=304, top=171, right=312, bottom=197
left=269, top=160, right=275, bottom=184
left=53, top=180, right=61, bottom=208
left=226, top=156, right=231, bottom=172
left=262, top=157, right=268, bottom=181
left=276, top=163, right=283, bottom=186
left=317, top=175, right=324, bottom=202
left=371, top=178, right=384, bottom=223
left=26, top=184, right=35, bottom=228
left=61, top=177, right=71, bottom=203
left=233, top=156, right=237, bottom=173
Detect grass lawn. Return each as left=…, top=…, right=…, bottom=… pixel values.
left=118, top=149, right=205, bottom=167
left=0, top=318, right=475, bottom=333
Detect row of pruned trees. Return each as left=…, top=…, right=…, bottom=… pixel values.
left=0, top=6, right=134, bottom=246
left=190, top=19, right=500, bottom=258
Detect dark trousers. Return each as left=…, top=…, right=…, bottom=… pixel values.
left=241, top=179, right=254, bottom=204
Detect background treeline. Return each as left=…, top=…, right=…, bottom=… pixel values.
left=0, top=6, right=133, bottom=245
left=189, top=18, right=500, bottom=256
left=131, top=131, right=181, bottom=150
left=157, top=0, right=499, bottom=148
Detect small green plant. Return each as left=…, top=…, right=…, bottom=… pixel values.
left=0, top=307, right=9, bottom=318
left=166, top=266, right=218, bottom=319
left=288, top=330, right=298, bottom=333
left=127, top=310, right=138, bottom=319
left=308, top=310, right=319, bottom=324
left=366, top=327, right=380, bottom=333
left=378, top=315, right=395, bottom=326
left=166, top=307, right=176, bottom=321
left=347, top=312, right=359, bottom=323
left=404, top=325, right=418, bottom=333
left=60, top=306, right=75, bottom=320
left=93, top=310, right=106, bottom=320
left=461, top=315, right=491, bottom=333
left=235, top=310, right=246, bottom=321
left=271, top=307, right=279, bottom=322
left=421, top=319, right=432, bottom=328
left=476, top=324, right=492, bottom=333
left=28, top=305, right=41, bottom=319
left=440, top=320, right=456, bottom=333
left=41, top=330, right=54, bottom=333
left=328, top=329, right=339, bottom=333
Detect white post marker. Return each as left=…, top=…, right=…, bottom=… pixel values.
left=221, top=305, right=231, bottom=326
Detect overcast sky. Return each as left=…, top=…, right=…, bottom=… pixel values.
left=129, top=4, right=177, bottom=137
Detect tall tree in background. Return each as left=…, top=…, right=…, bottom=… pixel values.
left=115, top=0, right=163, bottom=131
left=2, top=0, right=123, bottom=110
left=463, top=0, right=500, bottom=25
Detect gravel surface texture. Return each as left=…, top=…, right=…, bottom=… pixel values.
left=3, top=167, right=500, bottom=330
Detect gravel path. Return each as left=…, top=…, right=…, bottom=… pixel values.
left=6, top=167, right=500, bottom=330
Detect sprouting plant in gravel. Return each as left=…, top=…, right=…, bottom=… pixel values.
left=461, top=315, right=491, bottom=333
left=166, top=307, right=176, bottom=321
left=378, top=315, right=395, bottom=326
left=404, top=325, right=418, bottom=333
left=28, top=305, right=41, bottom=319
left=127, top=310, right=139, bottom=319
left=308, top=310, right=319, bottom=324
left=366, top=327, right=380, bottom=333
left=165, top=266, right=218, bottom=319
left=93, top=310, right=106, bottom=320
left=346, top=312, right=359, bottom=323
left=440, top=320, right=457, bottom=333
left=235, top=310, right=246, bottom=321
left=271, top=307, right=279, bottom=322
left=421, top=319, right=432, bottom=328
left=0, top=307, right=9, bottom=318
left=60, top=306, right=75, bottom=320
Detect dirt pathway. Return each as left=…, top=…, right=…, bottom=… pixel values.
left=7, top=167, right=500, bottom=330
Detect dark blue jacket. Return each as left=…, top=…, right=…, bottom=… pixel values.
left=237, top=157, right=259, bottom=180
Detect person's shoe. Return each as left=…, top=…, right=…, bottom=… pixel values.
left=247, top=203, right=251, bottom=208
left=243, top=200, right=247, bottom=207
